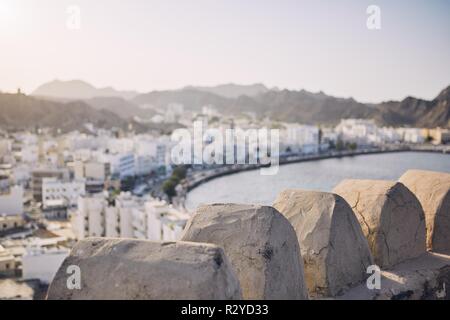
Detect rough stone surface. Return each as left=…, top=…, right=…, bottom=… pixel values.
left=181, top=204, right=308, bottom=300
left=339, top=252, right=450, bottom=300
left=46, top=238, right=242, bottom=300
left=399, top=169, right=450, bottom=254
left=273, top=190, right=373, bottom=298
left=333, top=180, right=426, bottom=268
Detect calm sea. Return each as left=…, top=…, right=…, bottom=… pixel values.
left=186, top=151, right=450, bottom=210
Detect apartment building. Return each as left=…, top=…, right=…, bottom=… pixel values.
left=72, top=193, right=188, bottom=242
left=31, top=168, right=70, bottom=202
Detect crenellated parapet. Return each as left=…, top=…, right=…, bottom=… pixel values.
left=47, top=170, right=450, bottom=300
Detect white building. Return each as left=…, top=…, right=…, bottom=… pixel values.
left=104, top=205, right=120, bottom=238
left=397, top=128, right=425, bottom=144
left=0, top=245, right=16, bottom=276
left=135, top=155, right=155, bottom=176
left=11, top=164, right=31, bottom=187
left=98, top=153, right=135, bottom=178
left=42, top=178, right=86, bottom=209
left=165, top=103, right=184, bottom=123
left=156, top=144, right=168, bottom=168
left=142, top=199, right=189, bottom=241
left=73, top=161, right=111, bottom=181
left=0, top=186, right=24, bottom=216
left=335, top=119, right=378, bottom=145
left=0, top=139, right=11, bottom=158
left=22, top=245, right=69, bottom=284
left=283, top=124, right=319, bottom=154
left=114, top=192, right=139, bottom=238
left=72, top=193, right=188, bottom=241
left=72, top=193, right=108, bottom=239
left=107, top=138, right=134, bottom=154
left=377, top=127, right=402, bottom=144
left=0, top=215, right=25, bottom=233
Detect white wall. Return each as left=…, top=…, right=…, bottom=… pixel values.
left=22, top=248, right=69, bottom=284
left=105, top=207, right=119, bottom=238
left=118, top=206, right=133, bottom=238
left=88, top=198, right=105, bottom=237
left=42, top=178, right=86, bottom=209
left=85, top=162, right=109, bottom=180
left=0, top=186, right=23, bottom=215
left=73, top=195, right=106, bottom=239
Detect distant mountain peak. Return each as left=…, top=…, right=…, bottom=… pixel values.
left=184, top=83, right=270, bottom=98
left=435, top=85, right=450, bottom=101
left=32, top=79, right=139, bottom=100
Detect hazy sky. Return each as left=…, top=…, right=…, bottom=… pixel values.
left=1, top=0, right=449, bottom=102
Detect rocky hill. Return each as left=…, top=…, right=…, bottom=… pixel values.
left=184, top=83, right=270, bottom=98
left=133, top=85, right=450, bottom=127
left=376, top=86, right=450, bottom=128
left=84, top=97, right=155, bottom=120
left=25, top=80, right=450, bottom=128
left=0, top=92, right=185, bottom=134
left=0, top=92, right=130, bottom=132
left=33, top=79, right=139, bottom=100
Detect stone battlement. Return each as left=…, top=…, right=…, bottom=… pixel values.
left=47, top=169, right=450, bottom=300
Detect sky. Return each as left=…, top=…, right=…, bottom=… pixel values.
left=0, top=0, right=449, bottom=103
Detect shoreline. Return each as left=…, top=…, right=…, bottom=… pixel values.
left=184, top=145, right=450, bottom=193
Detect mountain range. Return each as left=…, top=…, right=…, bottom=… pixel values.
left=0, top=80, right=448, bottom=131
left=183, top=83, right=270, bottom=98
left=33, top=79, right=139, bottom=100
left=0, top=92, right=178, bottom=134
left=132, top=85, right=450, bottom=128
left=0, top=92, right=126, bottom=132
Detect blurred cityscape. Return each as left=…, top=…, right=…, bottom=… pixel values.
left=1, top=0, right=449, bottom=301
left=1, top=86, right=450, bottom=298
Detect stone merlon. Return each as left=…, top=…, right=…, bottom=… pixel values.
left=181, top=204, right=309, bottom=300
left=399, top=169, right=450, bottom=254
left=273, top=190, right=373, bottom=298
left=47, top=238, right=242, bottom=300
left=333, top=179, right=426, bottom=268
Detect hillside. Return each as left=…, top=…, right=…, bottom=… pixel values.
left=33, top=80, right=139, bottom=100
left=133, top=89, right=232, bottom=112
left=184, top=83, right=270, bottom=98
left=85, top=97, right=155, bottom=120
left=375, top=86, right=450, bottom=128
left=0, top=92, right=128, bottom=132
left=25, top=79, right=450, bottom=129
left=0, top=92, right=186, bottom=134
left=133, top=85, right=450, bottom=128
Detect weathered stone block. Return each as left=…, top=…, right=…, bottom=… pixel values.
left=47, top=238, right=242, bottom=300
left=181, top=204, right=308, bottom=300
left=333, top=180, right=426, bottom=268
left=399, top=169, right=450, bottom=254
left=273, top=190, right=373, bottom=298
left=339, top=252, right=450, bottom=300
